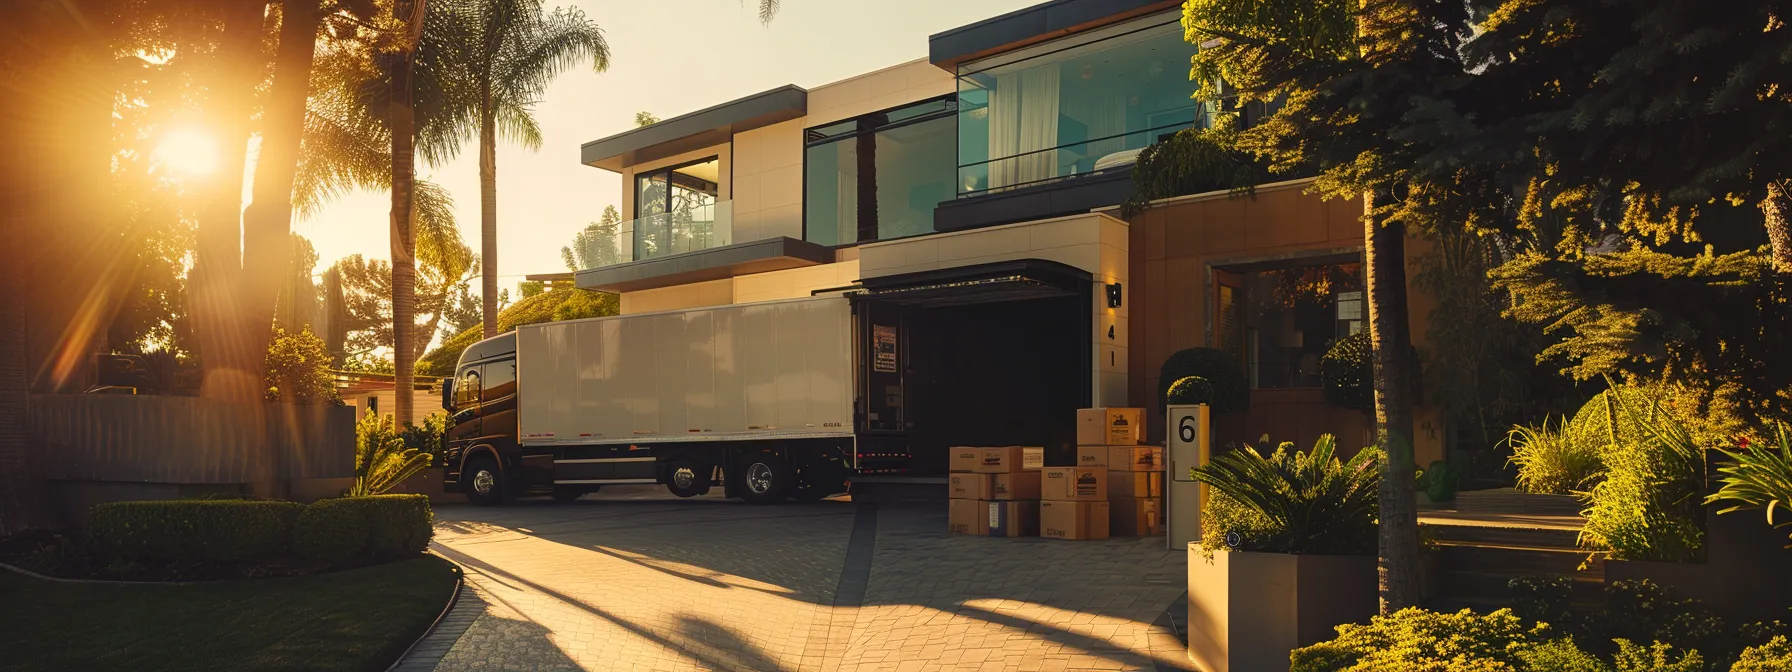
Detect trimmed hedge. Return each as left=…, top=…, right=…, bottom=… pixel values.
left=295, top=495, right=434, bottom=567
left=88, top=500, right=304, bottom=564
left=88, top=494, right=433, bottom=569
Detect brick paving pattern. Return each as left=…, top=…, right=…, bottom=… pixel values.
left=420, top=487, right=1187, bottom=672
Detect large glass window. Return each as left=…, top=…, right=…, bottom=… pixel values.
left=1215, top=259, right=1365, bottom=389
left=804, top=97, right=956, bottom=246
left=633, top=156, right=721, bottom=259
left=955, top=14, right=1202, bottom=194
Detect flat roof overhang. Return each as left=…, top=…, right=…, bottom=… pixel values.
left=580, top=85, right=807, bottom=173
left=927, top=0, right=1179, bottom=70
left=574, top=237, right=833, bottom=294
left=855, top=259, right=1091, bottom=307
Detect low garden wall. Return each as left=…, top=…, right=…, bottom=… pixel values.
left=27, top=395, right=356, bottom=525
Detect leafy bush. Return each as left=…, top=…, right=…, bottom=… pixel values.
left=1321, top=332, right=1374, bottom=415
left=353, top=413, right=434, bottom=496
left=1193, top=434, right=1378, bottom=556
left=1732, top=637, right=1792, bottom=672
left=1578, top=388, right=1707, bottom=562
left=1707, top=424, right=1792, bottom=544
left=1166, top=376, right=1216, bottom=406
left=293, top=495, right=432, bottom=567
left=87, top=500, right=304, bottom=565
left=1418, top=458, right=1462, bottom=502
left=263, top=325, right=340, bottom=404
left=1507, top=577, right=1790, bottom=670
left=1289, top=607, right=1565, bottom=671
left=1610, top=641, right=1703, bottom=672
left=1509, top=416, right=1606, bottom=495
left=400, top=413, right=448, bottom=462
left=1157, top=347, right=1249, bottom=414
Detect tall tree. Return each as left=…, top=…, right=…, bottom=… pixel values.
left=1180, top=0, right=1473, bottom=611
left=436, top=0, right=608, bottom=339
left=562, top=205, right=625, bottom=271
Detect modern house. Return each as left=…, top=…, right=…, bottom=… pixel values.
left=574, top=0, right=1445, bottom=471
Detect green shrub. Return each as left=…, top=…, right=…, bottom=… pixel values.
left=1610, top=640, right=1702, bottom=672
left=353, top=414, right=434, bottom=496
left=1707, top=424, right=1792, bottom=545
left=1289, top=607, right=1561, bottom=671
left=292, top=495, right=433, bottom=567
left=1509, top=416, right=1605, bottom=495
left=1321, top=333, right=1374, bottom=415
left=87, top=500, right=304, bottom=565
left=1166, top=376, right=1215, bottom=406
left=1517, top=638, right=1612, bottom=672
left=1418, top=458, right=1462, bottom=503
left=1157, top=348, right=1249, bottom=414
left=1732, top=636, right=1792, bottom=672
left=1577, top=388, right=1707, bottom=563
left=1193, top=434, right=1379, bottom=556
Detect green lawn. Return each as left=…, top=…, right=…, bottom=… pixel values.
left=0, top=555, right=459, bottom=672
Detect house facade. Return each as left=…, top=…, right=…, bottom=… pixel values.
left=574, top=0, right=1444, bottom=470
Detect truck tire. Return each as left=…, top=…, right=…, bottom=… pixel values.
left=734, top=453, right=791, bottom=504
left=462, top=455, right=507, bottom=506
left=665, top=458, right=712, bottom=498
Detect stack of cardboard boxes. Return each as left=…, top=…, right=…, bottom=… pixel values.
left=1074, top=408, right=1165, bottom=538
left=947, top=446, right=1044, bottom=537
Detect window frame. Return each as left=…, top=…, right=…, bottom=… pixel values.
left=800, top=94, right=958, bottom=248
left=1208, top=250, right=1366, bottom=391
left=632, top=155, right=722, bottom=221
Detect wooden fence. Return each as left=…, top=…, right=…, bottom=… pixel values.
left=28, top=394, right=355, bottom=484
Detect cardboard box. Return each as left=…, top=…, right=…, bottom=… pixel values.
left=990, top=472, right=1042, bottom=500
left=1041, top=500, right=1110, bottom=540
left=971, top=446, right=1031, bottom=474
left=949, top=473, right=993, bottom=500
left=1109, top=471, right=1163, bottom=499
left=982, top=500, right=1039, bottom=537
left=1108, top=445, right=1164, bottom=472
left=948, top=498, right=982, bottom=535
left=1075, top=445, right=1110, bottom=468
left=1042, top=466, right=1108, bottom=501
left=1077, top=407, right=1146, bottom=446
left=948, top=446, right=982, bottom=473
left=1111, top=497, right=1163, bottom=536
left=1019, top=446, right=1045, bottom=471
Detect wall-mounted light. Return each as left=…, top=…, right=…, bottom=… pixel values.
left=1106, top=282, right=1123, bottom=308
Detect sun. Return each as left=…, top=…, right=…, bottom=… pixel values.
left=152, top=127, right=220, bottom=178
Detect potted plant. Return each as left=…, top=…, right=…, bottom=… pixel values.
left=1186, top=434, right=1381, bottom=672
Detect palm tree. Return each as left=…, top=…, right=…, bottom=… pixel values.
left=436, top=0, right=608, bottom=339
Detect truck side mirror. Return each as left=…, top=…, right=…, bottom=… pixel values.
left=441, top=379, right=454, bottom=410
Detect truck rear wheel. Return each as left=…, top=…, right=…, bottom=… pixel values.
left=666, top=458, right=712, bottom=498
left=734, top=453, right=791, bottom=504
left=463, top=455, right=506, bottom=506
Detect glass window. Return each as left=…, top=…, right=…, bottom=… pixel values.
left=456, top=369, right=480, bottom=407
left=804, top=96, right=955, bottom=246
left=633, top=156, right=721, bottom=258
left=1226, top=260, right=1365, bottom=389
left=482, top=359, right=516, bottom=401
left=955, top=15, right=1201, bottom=194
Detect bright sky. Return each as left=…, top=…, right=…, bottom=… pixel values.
left=294, top=0, right=1039, bottom=297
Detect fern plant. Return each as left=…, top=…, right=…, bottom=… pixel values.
left=1509, top=416, right=1605, bottom=495
left=1578, top=387, right=1707, bottom=562
left=350, top=414, right=434, bottom=496
left=1192, top=434, right=1379, bottom=556
left=1707, top=423, right=1792, bottom=545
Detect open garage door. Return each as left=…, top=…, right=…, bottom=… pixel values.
left=853, top=260, right=1093, bottom=475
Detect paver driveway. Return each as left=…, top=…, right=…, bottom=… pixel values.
left=411, top=486, right=1188, bottom=672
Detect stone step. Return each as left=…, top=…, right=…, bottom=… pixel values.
left=1425, top=523, right=1581, bottom=550
left=1435, top=543, right=1598, bottom=576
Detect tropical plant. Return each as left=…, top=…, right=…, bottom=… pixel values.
left=1192, top=434, right=1379, bottom=556
left=1321, top=332, right=1374, bottom=416
left=1157, top=348, right=1248, bottom=414
left=1165, top=376, right=1215, bottom=407
left=432, top=0, right=609, bottom=339
left=350, top=414, right=434, bottom=496
left=1579, top=389, right=1707, bottom=563
left=1707, top=424, right=1792, bottom=545
left=1509, top=417, right=1605, bottom=496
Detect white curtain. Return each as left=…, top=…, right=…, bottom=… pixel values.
left=835, top=143, right=858, bottom=245
left=986, top=63, right=1061, bottom=190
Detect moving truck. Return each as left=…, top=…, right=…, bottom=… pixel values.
left=442, top=296, right=862, bottom=505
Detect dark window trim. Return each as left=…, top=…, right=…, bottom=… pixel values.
left=953, top=13, right=1181, bottom=79
left=633, top=154, right=722, bottom=220
left=801, top=95, right=957, bottom=248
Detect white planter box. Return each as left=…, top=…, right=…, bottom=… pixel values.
left=1185, top=544, right=1378, bottom=672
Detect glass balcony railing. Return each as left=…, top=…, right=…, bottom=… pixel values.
left=579, top=200, right=733, bottom=270
left=956, top=122, right=1203, bottom=197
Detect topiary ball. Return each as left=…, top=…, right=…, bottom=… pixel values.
left=1166, top=376, right=1216, bottom=406
left=1157, top=348, right=1249, bottom=414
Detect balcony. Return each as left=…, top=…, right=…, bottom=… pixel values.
left=580, top=200, right=735, bottom=270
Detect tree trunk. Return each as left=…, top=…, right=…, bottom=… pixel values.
left=242, top=0, right=322, bottom=359
left=191, top=0, right=268, bottom=402
left=1760, top=181, right=1792, bottom=274
left=1365, top=191, right=1422, bottom=613
left=480, top=99, right=498, bottom=338
left=389, top=0, right=427, bottom=427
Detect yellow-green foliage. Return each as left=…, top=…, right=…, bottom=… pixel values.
left=1193, top=435, right=1379, bottom=556
left=1707, top=425, right=1792, bottom=544
left=263, top=325, right=339, bottom=403
left=352, top=414, right=433, bottom=496
left=1509, top=417, right=1605, bottom=495
left=418, top=287, right=617, bottom=376
left=1732, top=637, right=1792, bottom=672
left=1574, top=387, right=1707, bottom=562
left=1290, top=607, right=1554, bottom=672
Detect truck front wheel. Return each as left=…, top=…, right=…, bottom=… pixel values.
left=666, top=458, right=712, bottom=498
left=463, top=455, right=507, bottom=506
left=734, top=453, right=791, bottom=504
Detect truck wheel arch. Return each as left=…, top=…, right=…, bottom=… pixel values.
left=458, top=444, right=505, bottom=478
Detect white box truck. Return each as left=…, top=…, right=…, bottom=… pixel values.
left=441, top=296, right=864, bottom=504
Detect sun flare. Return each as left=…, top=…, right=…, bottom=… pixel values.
left=152, top=127, right=220, bottom=178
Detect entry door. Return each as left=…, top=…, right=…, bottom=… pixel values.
left=858, top=300, right=906, bottom=434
